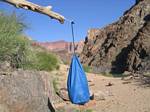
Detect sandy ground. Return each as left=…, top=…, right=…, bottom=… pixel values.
left=86, top=73, right=150, bottom=112
left=53, top=64, right=150, bottom=112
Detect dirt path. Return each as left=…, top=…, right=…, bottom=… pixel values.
left=53, top=64, right=150, bottom=112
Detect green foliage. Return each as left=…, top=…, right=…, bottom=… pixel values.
left=35, top=52, right=59, bottom=71
left=0, top=12, right=29, bottom=68
left=63, top=60, right=69, bottom=65
left=83, top=65, right=92, bottom=73
left=33, top=51, right=59, bottom=71
left=0, top=11, right=59, bottom=71
left=17, top=45, right=60, bottom=71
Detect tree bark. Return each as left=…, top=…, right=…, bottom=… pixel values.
left=0, top=0, right=65, bottom=23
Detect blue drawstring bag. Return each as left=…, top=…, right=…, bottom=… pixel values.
left=67, top=54, right=90, bottom=104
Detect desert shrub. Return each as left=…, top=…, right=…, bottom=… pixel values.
left=0, top=11, right=59, bottom=71
left=19, top=44, right=60, bottom=71
left=83, top=65, right=92, bottom=73
left=0, top=12, right=29, bottom=68
left=32, top=51, right=59, bottom=71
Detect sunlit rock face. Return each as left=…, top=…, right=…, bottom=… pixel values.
left=80, top=0, right=150, bottom=73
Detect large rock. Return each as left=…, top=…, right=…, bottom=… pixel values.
left=126, top=19, right=150, bottom=73
left=0, top=70, right=56, bottom=112
left=80, top=0, right=150, bottom=73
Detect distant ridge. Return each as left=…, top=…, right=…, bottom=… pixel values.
left=34, top=40, right=84, bottom=53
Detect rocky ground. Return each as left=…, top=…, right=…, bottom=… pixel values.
left=0, top=63, right=150, bottom=112
left=53, top=64, right=150, bottom=112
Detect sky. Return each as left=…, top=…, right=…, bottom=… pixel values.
left=0, top=0, right=135, bottom=42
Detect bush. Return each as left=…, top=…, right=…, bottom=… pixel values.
left=0, top=11, right=59, bottom=71
left=83, top=65, right=92, bottom=73
left=0, top=12, right=29, bottom=68
left=24, top=50, right=59, bottom=71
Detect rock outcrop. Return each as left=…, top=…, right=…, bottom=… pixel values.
left=0, top=70, right=56, bottom=112
left=80, top=0, right=150, bottom=73
left=126, top=17, right=150, bottom=73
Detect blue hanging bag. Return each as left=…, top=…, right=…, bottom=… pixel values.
left=67, top=55, right=90, bottom=104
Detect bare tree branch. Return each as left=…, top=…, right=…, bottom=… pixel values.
left=0, top=0, right=65, bottom=23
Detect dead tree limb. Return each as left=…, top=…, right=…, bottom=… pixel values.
left=0, top=0, right=65, bottom=23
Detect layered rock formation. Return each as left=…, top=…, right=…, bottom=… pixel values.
left=80, top=0, right=150, bottom=73
left=126, top=17, right=150, bottom=73
left=35, top=40, right=84, bottom=54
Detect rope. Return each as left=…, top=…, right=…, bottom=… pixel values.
left=65, top=18, right=76, bottom=55
left=71, top=21, right=76, bottom=55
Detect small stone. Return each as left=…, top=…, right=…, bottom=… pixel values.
left=122, top=81, right=131, bottom=84
left=123, top=71, right=132, bottom=76
left=0, top=61, right=12, bottom=72
left=106, top=82, right=113, bottom=86
left=94, top=91, right=106, bottom=101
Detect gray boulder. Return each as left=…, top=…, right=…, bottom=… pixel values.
left=0, top=70, right=55, bottom=112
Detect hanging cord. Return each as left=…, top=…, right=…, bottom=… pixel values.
left=71, top=21, right=76, bottom=55
left=65, top=18, right=76, bottom=54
